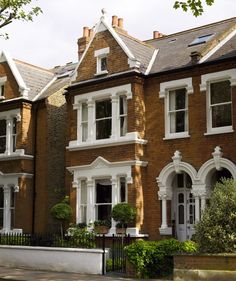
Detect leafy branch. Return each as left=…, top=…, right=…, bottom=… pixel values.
left=174, top=0, right=215, bottom=17
left=0, top=0, right=42, bottom=38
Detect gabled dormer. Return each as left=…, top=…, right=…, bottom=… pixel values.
left=73, top=11, right=156, bottom=83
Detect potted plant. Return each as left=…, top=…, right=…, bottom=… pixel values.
left=94, top=219, right=111, bottom=234
left=111, top=203, right=136, bottom=235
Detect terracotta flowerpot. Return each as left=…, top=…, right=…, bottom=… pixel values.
left=116, top=227, right=127, bottom=235
left=94, top=225, right=109, bottom=234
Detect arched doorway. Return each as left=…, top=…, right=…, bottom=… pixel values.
left=211, top=168, right=233, bottom=187
left=172, top=172, right=195, bottom=241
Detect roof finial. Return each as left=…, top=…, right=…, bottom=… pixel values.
left=101, top=8, right=107, bottom=20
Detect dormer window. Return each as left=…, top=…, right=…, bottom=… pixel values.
left=94, top=47, right=110, bottom=75
left=0, top=76, right=7, bottom=100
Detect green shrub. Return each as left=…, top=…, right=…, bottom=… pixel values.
left=125, top=238, right=198, bottom=278
left=66, top=226, right=96, bottom=248
left=194, top=179, right=236, bottom=253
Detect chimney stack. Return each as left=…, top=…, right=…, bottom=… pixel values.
left=77, top=26, right=93, bottom=61
left=153, top=31, right=163, bottom=39
left=190, top=51, right=201, bottom=64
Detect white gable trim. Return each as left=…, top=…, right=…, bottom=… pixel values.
left=145, top=49, right=159, bottom=75
left=0, top=50, right=29, bottom=98
left=72, top=14, right=138, bottom=81
left=33, top=76, right=57, bottom=101
left=199, top=29, right=236, bottom=64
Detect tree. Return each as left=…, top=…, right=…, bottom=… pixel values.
left=0, top=0, right=42, bottom=38
left=50, top=196, right=72, bottom=238
left=194, top=179, right=236, bottom=253
left=174, top=0, right=215, bottom=17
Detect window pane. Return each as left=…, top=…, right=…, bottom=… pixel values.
left=0, top=120, right=6, bottom=136
left=0, top=85, right=4, bottom=97
left=178, top=205, right=184, bottom=224
left=96, top=100, right=111, bottom=119
left=82, top=123, right=88, bottom=142
left=211, top=80, right=231, bottom=104
left=97, top=205, right=111, bottom=221
left=0, top=189, right=3, bottom=208
left=81, top=103, right=88, bottom=122
left=212, top=104, right=232, bottom=128
left=177, top=174, right=184, bottom=188
left=120, top=116, right=127, bottom=136
left=119, top=96, right=127, bottom=115
left=0, top=137, right=6, bottom=153
left=96, top=183, right=112, bottom=204
left=176, top=111, right=186, bottom=132
left=0, top=209, right=3, bottom=228
left=96, top=119, right=111, bottom=139
left=101, top=57, right=107, bottom=71
left=120, top=177, right=126, bottom=202
left=175, top=89, right=186, bottom=110
left=81, top=181, right=87, bottom=205
left=178, top=193, right=184, bottom=203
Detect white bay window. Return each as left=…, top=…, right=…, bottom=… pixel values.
left=68, top=84, right=147, bottom=150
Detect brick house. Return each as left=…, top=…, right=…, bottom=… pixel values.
left=66, top=13, right=236, bottom=241
left=0, top=50, right=76, bottom=233
left=1, top=13, right=236, bottom=241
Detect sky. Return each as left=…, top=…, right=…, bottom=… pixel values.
left=0, top=0, right=235, bottom=69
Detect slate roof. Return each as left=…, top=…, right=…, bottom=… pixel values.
left=117, top=32, right=155, bottom=73
left=14, top=60, right=54, bottom=100
left=143, top=17, right=236, bottom=74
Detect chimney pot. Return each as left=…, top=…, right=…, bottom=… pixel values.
left=83, top=27, right=89, bottom=37
left=118, top=18, right=124, bottom=29
left=112, top=15, right=118, bottom=27
left=89, top=28, right=94, bottom=38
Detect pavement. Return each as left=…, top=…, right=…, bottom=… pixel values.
left=0, top=266, right=172, bottom=281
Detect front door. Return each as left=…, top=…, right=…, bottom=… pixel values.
left=173, top=173, right=195, bottom=241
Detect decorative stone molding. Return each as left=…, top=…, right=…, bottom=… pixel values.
left=212, top=146, right=223, bottom=171
left=172, top=150, right=182, bottom=174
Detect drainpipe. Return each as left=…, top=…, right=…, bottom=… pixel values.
left=32, top=102, right=39, bottom=234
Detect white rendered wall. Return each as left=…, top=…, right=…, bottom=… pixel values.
left=0, top=246, right=105, bottom=274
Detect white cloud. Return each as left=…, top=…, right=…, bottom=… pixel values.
left=0, top=0, right=235, bottom=68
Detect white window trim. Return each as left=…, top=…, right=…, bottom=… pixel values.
left=94, top=47, right=110, bottom=76
left=0, top=76, right=7, bottom=100
left=68, top=84, right=148, bottom=150
left=201, top=69, right=236, bottom=135
left=159, top=78, right=193, bottom=140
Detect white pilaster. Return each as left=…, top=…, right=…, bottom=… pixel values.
left=87, top=99, right=94, bottom=142
left=5, top=118, right=12, bottom=155
left=110, top=178, right=118, bottom=233
left=111, top=95, right=119, bottom=139
left=86, top=179, right=95, bottom=224
left=194, top=195, right=200, bottom=222
left=3, top=185, right=11, bottom=231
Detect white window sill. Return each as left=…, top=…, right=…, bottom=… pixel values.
left=94, top=70, right=108, bottom=76
left=0, top=150, right=34, bottom=161
left=163, top=133, right=190, bottom=140
left=67, top=133, right=148, bottom=151
left=204, top=127, right=234, bottom=136
left=0, top=96, right=5, bottom=101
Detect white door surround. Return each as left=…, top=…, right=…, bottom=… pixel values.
left=157, top=147, right=236, bottom=239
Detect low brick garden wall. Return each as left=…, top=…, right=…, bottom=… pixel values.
left=174, top=254, right=236, bottom=281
